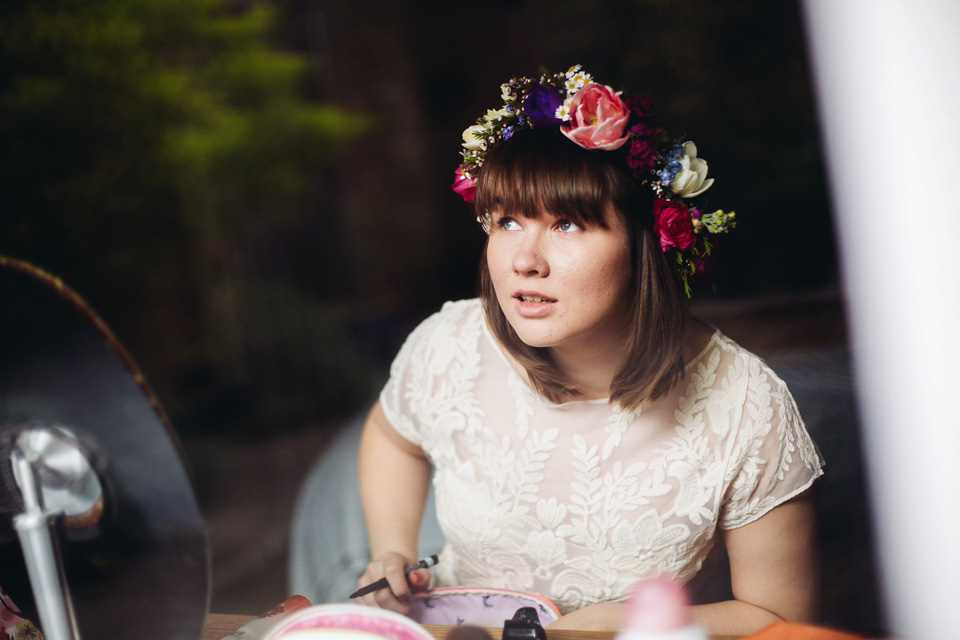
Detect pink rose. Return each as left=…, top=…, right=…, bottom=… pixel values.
left=560, top=83, right=630, bottom=151
left=452, top=166, right=476, bottom=202
left=653, top=198, right=695, bottom=251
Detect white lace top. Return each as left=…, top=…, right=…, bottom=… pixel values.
left=380, top=299, right=824, bottom=614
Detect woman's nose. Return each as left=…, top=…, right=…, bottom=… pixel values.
left=512, top=234, right=549, bottom=276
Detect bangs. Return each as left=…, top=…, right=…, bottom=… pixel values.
left=474, top=127, right=629, bottom=229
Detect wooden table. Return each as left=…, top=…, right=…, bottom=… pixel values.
left=203, top=613, right=255, bottom=639
left=202, top=613, right=739, bottom=640
left=203, top=613, right=617, bottom=640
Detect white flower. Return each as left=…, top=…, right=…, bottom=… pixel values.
left=669, top=141, right=714, bottom=198
left=501, top=83, right=515, bottom=102
left=555, top=98, right=572, bottom=121
left=483, top=107, right=509, bottom=125
left=564, top=64, right=593, bottom=94
left=462, top=124, right=485, bottom=151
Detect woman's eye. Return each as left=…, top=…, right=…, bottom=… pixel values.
left=497, top=217, right=521, bottom=231
left=556, top=220, right=582, bottom=233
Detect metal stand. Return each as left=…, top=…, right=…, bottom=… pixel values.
left=11, top=447, right=82, bottom=640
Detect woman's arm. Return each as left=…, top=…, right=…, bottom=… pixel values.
left=693, top=489, right=819, bottom=633
left=548, top=491, right=818, bottom=634
left=355, top=400, right=433, bottom=613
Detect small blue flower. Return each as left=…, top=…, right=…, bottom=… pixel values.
left=658, top=165, right=682, bottom=185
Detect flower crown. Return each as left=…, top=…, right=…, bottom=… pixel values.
left=451, top=65, right=736, bottom=297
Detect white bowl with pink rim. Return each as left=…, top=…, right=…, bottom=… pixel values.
left=264, top=604, right=436, bottom=640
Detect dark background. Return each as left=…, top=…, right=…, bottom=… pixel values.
left=1, top=0, right=856, bottom=623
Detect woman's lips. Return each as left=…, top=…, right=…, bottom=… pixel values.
left=513, top=291, right=556, bottom=317
left=515, top=294, right=556, bottom=303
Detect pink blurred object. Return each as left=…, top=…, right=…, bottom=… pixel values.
left=618, top=577, right=706, bottom=640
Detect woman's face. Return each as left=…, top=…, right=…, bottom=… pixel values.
left=486, top=205, right=633, bottom=355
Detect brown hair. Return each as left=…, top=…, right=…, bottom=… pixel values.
left=474, top=127, right=689, bottom=410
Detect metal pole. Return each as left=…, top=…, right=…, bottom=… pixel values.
left=12, top=453, right=81, bottom=640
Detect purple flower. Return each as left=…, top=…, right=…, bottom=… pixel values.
left=523, top=83, right=565, bottom=127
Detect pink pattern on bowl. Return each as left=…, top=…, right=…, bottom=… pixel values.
left=408, top=587, right=561, bottom=627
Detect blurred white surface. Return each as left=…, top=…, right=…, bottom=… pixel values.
left=803, top=1, right=960, bottom=636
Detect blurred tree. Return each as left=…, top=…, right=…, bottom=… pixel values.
left=0, top=0, right=369, bottom=433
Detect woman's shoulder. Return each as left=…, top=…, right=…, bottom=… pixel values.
left=385, top=298, right=492, bottom=405
left=692, top=324, right=791, bottom=391
left=394, top=298, right=484, bottom=356
left=437, top=297, right=483, bottom=319
left=417, top=298, right=484, bottom=334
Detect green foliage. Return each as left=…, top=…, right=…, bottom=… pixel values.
left=0, top=0, right=369, bottom=432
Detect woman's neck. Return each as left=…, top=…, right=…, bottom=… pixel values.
left=550, top=318, right=714, bottom=402
left=549, top=330, right=630, bottom=401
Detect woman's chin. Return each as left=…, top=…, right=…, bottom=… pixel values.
left=509, top=326, right=560, bottom=349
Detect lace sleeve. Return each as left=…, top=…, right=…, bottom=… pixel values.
left=378, top=309, right=446, bottom=449
left=719, top=360, right=825, bottom=529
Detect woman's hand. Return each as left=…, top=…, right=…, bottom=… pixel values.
left=353, top=551, right=431, bottom=614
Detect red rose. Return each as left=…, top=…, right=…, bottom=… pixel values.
left=653, top=198, right=696, bottom=251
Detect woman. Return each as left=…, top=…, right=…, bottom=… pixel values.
left=355, top=66, right=823, bottom=635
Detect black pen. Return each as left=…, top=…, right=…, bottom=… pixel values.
left=349, top=555, right=439, bottom=599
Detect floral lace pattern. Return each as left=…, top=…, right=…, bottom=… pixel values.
left=381, top=299, right=824, bottom=614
